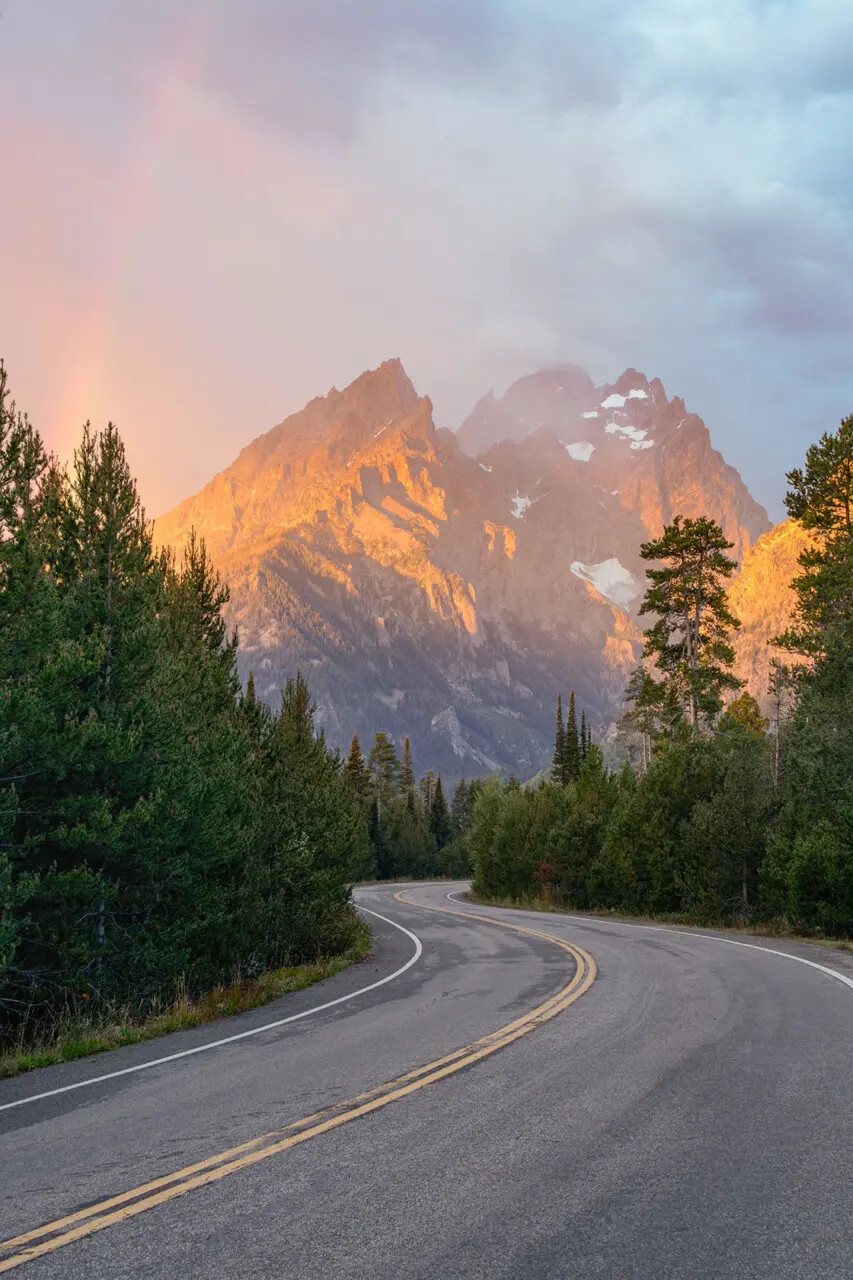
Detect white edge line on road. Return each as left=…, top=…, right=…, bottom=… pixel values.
left=0, top=906, right=422, bottom=1115
left=445, top=890, right=853, bottom=994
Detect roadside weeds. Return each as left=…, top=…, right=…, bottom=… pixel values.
left=0, top=923, right=372, bottom=1081
left=465, top=892, right=853, bottom=954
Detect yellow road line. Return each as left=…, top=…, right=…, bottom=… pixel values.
left=0, top=895, right=596, bottom=1272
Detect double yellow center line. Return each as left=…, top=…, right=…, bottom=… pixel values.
left=0, top=893, right=595, bottom=1272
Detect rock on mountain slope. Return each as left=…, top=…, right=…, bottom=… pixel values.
left=155, top=359, right=773, bottom=778
left=730, top=519, right=810, bottom=704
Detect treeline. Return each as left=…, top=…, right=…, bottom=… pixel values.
left=0, top=367, right=371, bottom=1040
left=343, top=731, right=480, bottom=879
left=472, top=414, right=853, bottom=937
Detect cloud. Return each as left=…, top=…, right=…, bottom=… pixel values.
left=0, top=0, right=851, bottom=519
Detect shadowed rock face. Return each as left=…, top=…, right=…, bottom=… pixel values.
left=155, top=359, right=773, bottom=778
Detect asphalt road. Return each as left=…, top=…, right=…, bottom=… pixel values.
left=3, top=882, right=853, bottom=1278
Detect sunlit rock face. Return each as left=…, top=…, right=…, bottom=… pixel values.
left=156, top=359, right=772, bottom=778
left=730, top=519, right=812, bottom=707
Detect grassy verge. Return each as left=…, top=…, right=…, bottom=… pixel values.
left=353, top=876, right=459, bottom=887
left=0, top=922, right=372, bottom=1081
left=465, top=891, right=853, bottom=954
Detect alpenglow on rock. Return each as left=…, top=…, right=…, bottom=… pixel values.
left=155, top=359, right=772, bottom=778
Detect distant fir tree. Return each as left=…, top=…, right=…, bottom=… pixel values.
left=580, top=710, right=588, bottom=762
left=368, top=797, right=393, bottom=879
left=277, top=671, right=315, bottom=747
left=401, top=736, right=416, bottom=790
left=767, top=659, right=792, bottom=792
left=368, top=731, right=401, bottom=817
left=419, top=769, right=436, bottom=809
left=564, top=690, right=581, bottom=781
left=451, top=779, right=470, bottom=838
left=551, top=694, right=566, bottom=785
left=430, top=775, right=452, bottom=851
left=344, top=733, right=370, bottom=799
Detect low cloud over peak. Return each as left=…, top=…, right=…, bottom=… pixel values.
left=0, top=0, right=851, bottom=517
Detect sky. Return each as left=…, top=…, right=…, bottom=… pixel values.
left=1, top=1, right=852, bottom=521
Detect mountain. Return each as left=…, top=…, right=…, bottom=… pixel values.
left=155, top=359, right=772, bottom=778
left=458, top=365, right=769, bottom=564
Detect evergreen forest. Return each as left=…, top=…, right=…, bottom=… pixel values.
left=0, top=368, right=377, bottom=1044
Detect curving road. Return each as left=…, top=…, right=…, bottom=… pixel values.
left=2, top=882, right=853, bottom=1278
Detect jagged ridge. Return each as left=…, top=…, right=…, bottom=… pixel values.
left=156, top=359, right=774, bottom=777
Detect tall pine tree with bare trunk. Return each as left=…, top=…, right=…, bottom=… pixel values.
left=635, top=514, right=742, bottom=729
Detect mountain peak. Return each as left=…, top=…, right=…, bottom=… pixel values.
left=325, top=358, right=420, bottom=425
left=612, top=368, right=650, bottom=395
left=154, top=358, right=430, bottom=559
left=456, top=362, right=595, bottom=457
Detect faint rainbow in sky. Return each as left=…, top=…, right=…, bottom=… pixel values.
left=52, top=6, right=218, bottom=459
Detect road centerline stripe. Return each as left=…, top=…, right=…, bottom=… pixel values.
left=441, top=890, right=853, bottom=996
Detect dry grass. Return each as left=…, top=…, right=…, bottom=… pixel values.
left=352, top=876, right=457, bottom=887
left=0, top=923, right=372, bottom=1081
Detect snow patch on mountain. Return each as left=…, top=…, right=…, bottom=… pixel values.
left=605, top=421, right=648, bottom=443
left=582, top=410, right=599, bottom=419
left=479, top=463, right=493, bottom=472
left=570, top=558, right=640, bottom=609
left=563, top=441, right=595, bottom=461
left=627, top=389, right=648, bottom=400
left=601, top=393, right=627, bottom=409
left=511, top=492, right=534, bottom=519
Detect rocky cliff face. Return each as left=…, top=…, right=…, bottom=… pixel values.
left=155, top=359, right=774, bottom=778
left=730, top=519, right=810, bottom=704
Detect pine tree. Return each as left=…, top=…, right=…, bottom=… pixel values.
left=451, top=779, right=470, bottom=838
left=239, top=669, right=270, bottom=750
left=551, top=694, right=566, bottom=784
left=65, top=421, right=158, bottom=703
left=344, top=733, right=370, bottom=799
left=419, top=769, right=436, bottom=809
left=762, top=415, right=853, bottom=931
left=277, top=671, right=315, bottom=748
left=580, top=710, right=588, bottom=763
left=368, top=732, right=401, bottom=818
left=430, top=775, right=452, bottom=851
left=774, top=415, right=853, bottom=658
left=401, top=736, right=415, bottom=790
left=635, top=515, right=742, bottom=728
left=564, top=690, right=581, bottom=781
left=767, top=659, right=791, bottom=792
